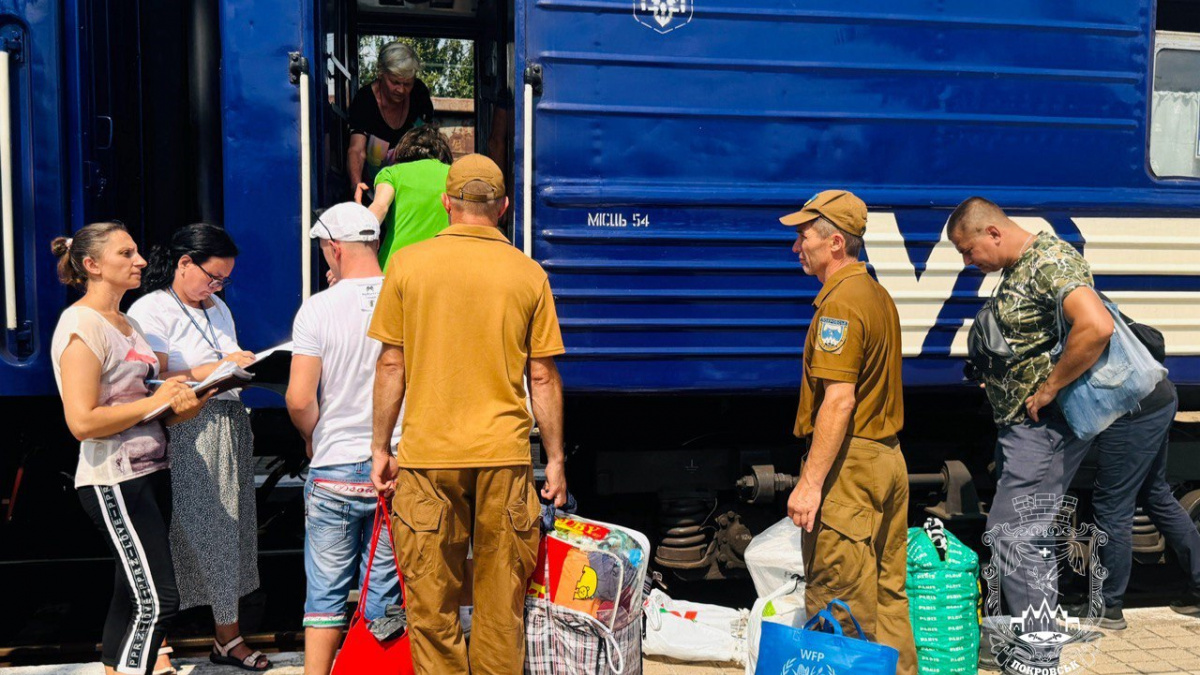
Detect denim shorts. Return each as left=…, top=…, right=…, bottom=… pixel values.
left=303, top=460, right=401, bottom=628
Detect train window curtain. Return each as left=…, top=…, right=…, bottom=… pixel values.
left=1150, top=91, right=1200, bottom=178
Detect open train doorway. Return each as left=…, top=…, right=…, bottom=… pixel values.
left=319, top=0, right=516, bottom=239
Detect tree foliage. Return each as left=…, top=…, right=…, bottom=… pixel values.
left=359, top=35, right=474, bottom=99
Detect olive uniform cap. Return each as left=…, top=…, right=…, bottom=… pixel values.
left=779, top=189, right=868, bottom=237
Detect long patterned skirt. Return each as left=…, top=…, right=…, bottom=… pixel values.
left=167, top=399, right=260, bottom=624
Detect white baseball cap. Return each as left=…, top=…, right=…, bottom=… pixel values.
left=311, top=202, right=379, bottom=242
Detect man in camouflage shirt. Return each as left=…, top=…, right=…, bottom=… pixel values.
left=973, top=229, right=1094, bottom=427
left=947, top=197, right=1115, bottom=634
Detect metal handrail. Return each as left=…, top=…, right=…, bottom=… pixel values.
left=522, top=82, right=533, bottom=258
left=299, top=67, right=312, bottom=301
left=0, top=50, right=14, bottom=330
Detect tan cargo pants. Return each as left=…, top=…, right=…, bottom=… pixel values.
left=391, top=465, right=541, bottom=675
left=802, top=435, right=918, bottom=675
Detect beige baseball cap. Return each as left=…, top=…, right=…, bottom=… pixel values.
left=779, top=189, right=868, bottom=236
left=446, top=154, right=506, bottom=203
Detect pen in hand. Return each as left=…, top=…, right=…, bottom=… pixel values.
left=146, top=378, right=202, bottom=387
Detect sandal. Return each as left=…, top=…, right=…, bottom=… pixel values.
left=210, top=635, right=271, bottom=672
left=153, top=645, right=177, bottom=675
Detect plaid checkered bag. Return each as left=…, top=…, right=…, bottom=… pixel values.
left=523, top=596, right=642, bottom=675
left=524, top=515, right=648, bottom=674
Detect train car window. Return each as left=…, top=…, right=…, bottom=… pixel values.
left=359, top=35, right=477, bottom=159
left=326, top=33, right=353, bottom=175
left=1150, top=33, right=1200, bottom=179
left=323, top=0, right=357, bottom=187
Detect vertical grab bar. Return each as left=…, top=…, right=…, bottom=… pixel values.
left=522, top=81, right=533, bottom=258
left=521, top=65, right=542, bottom=259
left=299, top=68, right=311, bottom=301
left=294, top=55, right=312, bottom=301
left=0, top=49, right=15, bottom=330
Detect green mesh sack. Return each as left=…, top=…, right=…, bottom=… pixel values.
left=907, top=518, right=980, bottom=675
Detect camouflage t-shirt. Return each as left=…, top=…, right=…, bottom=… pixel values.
left=982, top=232, right=1093, bottom=426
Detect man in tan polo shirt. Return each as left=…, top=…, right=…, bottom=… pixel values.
left=781, top=190, right=917, bottom=675
left=368, top=154, right=568, bottom=674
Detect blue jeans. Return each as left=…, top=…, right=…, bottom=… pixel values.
left=1092, top=390, right=1200, bottom=608
left=303, top=460, right=401, bottom=628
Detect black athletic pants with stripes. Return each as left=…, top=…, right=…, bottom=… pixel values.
left=78, top=470, right=179, bottom=675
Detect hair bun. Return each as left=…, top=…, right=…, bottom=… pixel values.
left=52, top=221, right=128, bottom=290
left=50, top=236, right=71, bottom=257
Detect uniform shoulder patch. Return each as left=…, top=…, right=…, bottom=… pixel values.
left=817, top=317, right=849, bottom=352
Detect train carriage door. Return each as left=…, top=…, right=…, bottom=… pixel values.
left=217, top=0, right=321, bottom=362
left=476, top=0, right=516, bottom=238
left=0, top=0, right=68, bottom=395
left=322, top=0, right=358, bottom=204
left=67, top=0, right=144, bottom=236
left=352, top=0, right=512, bottom=230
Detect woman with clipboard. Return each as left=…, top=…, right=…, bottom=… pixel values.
left=50, top=222, right=208, bottom=675
left=129, top=224, right=270, bottom=672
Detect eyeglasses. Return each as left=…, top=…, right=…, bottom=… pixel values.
left=312, top=217, right=333, bottom=240
left=195, top=263, right=232, bottom=289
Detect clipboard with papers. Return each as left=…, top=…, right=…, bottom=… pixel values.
left=141, top=342, right=293, bottom=422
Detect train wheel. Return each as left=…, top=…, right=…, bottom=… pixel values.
left=1179, top=489, right=1200, bottom=531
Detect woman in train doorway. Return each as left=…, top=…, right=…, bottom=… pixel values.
left=128, top=224, right=271, bottom=672
left=347, top=41, right=436, bottom=192
left=356, top=124, right=454, bottom=269
left=50, top=222, right=208, bottom=675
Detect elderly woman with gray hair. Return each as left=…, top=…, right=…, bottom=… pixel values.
left=348, top=41, right=435, bottom=190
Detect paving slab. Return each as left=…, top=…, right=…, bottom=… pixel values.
left=7, top=607, right=1200, bottom=675
left=1086, top=663, right=1139, bottom=674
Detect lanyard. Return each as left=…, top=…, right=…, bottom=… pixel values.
left=168, top=288, right=223, bottom=358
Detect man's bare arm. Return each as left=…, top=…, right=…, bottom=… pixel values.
left=1027, top=286, right=1114, bottom=421
left=529, top=356, right=567, bottom=507
left=371, top=345, right=405, bottom=455
left=370, top=344, right=405, bottom=494
left=800, top=381, right=856, bottom=490
left=285, top=354, right=322, bottom=457
left=788, top=381, right=855, bottom=531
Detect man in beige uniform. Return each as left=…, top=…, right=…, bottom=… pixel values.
left=781, top=190, right=917, bottom=675
left=368, top=154, right=568, bottom=674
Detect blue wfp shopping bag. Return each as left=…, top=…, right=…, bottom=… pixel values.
left=754, top=599, right=899, bottom=675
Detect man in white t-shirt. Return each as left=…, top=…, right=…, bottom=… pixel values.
left=286, top=202, right=403, bottom=675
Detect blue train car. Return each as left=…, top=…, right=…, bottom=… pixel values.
left=2, top=0, right=1199, bottom=580
left=524, top=0, right=1200, bottom=393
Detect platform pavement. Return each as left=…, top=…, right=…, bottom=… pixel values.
left=6, top=607, right=1200, bottom=674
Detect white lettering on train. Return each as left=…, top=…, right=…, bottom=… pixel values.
left=587, top=212, right=649, bottom=228
left=587, top=212, right=627, bottom=227
left=863, top=214, right=1200, bottom=357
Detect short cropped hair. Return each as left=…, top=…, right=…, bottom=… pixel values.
left=447, top=195, right=505, bottom=221
left=809, top=217, right=864, bottom=258
left=378, top=42, right=420, bottom=80
left=946, top=196, right=1007, bottom=239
